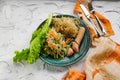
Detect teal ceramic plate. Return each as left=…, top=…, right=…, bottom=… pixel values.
left=39, top=14, right=91, bottom=66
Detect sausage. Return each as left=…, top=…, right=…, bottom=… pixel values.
left=72, top=42, right=79, bottom=52
left=67, top=48, right=74, bottom=56
left=72, top=27, right=85, bottom=52
left=75, top=27, right=85, bottom=45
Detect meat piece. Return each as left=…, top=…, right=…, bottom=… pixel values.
left=72, top=42, right=79, bottom=52
left=67, top=48, right=74, bottom=56
left=72, top=27, right=86, bottom=52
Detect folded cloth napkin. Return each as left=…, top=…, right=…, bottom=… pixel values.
left=73, top=0, right=114, bottom=45
left=85, top=37, right=120, bottom=80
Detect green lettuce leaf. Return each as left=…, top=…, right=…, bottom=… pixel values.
left=13, top=13, right=53, bottom=64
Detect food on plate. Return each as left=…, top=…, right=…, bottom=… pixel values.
left=43, top=28, right=70, bottom=59
left=52, top=17, right=79, bottom=38
left=67, top=47, right=74, bottom=56
left=72, top=42, right=79, bottom=52
left=13, top=14, right=53, bottom=64
left=43, top=16, right=86, bottom=59
left=13, top=14, right=86, bottom=64
left=72, top=27, right=85, bottom=52
left=62, top=69, right=86, bottom=80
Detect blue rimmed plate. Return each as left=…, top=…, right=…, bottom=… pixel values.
left=39, top=14, right=91, bottom=66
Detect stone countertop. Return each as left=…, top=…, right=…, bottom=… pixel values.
left=0, top=0, right=120, bottom=80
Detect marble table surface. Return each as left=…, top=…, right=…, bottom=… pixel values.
left=0, top=0, right=120, bottom=80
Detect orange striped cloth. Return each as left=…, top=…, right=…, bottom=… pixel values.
left=102, top=43, right=120, bottom=65
left=62, top=69, right=86, bottom=80
left=90, top=38, right=120, bottom=80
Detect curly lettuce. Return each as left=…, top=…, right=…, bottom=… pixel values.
left=13, top=14, right=53, bottom=64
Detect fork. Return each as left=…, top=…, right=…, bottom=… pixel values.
left=88, top=2, right=106, bottom=36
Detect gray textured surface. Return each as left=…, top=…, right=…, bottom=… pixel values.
left=0, top=0, right=120, bottom=80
